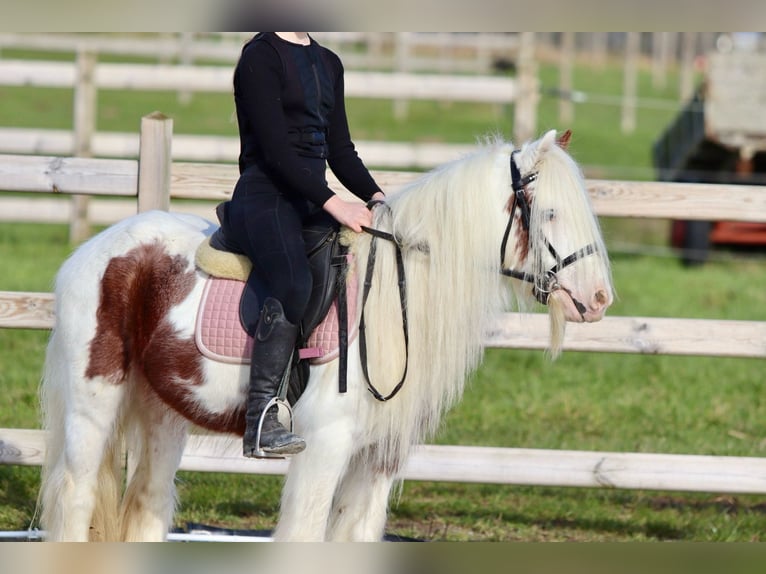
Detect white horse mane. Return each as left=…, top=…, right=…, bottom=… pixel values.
left=343, top=135, right=611, bottom=468
left=346, top=139, right=520, bottom=467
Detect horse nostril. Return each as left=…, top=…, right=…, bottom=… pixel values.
left=593, top=289, right=609, bottom=308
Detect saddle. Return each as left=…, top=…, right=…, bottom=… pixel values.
left=194, top=202, right=355, bottom=404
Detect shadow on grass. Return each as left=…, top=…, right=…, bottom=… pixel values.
left=391, top=484, right=766, bottom=542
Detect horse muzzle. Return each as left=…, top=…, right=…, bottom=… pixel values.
left=547, top=284, right=611, bottom=323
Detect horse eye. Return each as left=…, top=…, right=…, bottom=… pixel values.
left=542, top=209, right=556, bottom=222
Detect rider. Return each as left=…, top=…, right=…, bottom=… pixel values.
left=217, top=32, right=385, bottom=458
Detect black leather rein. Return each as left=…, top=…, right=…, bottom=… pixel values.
left=358, top=202, right=409, bottom=402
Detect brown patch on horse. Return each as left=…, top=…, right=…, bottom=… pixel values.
left=504, top=192, right=531, bottom=264
left=86, top=242, right=197, bottom=382
left=85, top=241, right=245, bottom=435
left=141, top=329, right=246, bottom=435
left=556, top=129, right=572, bottom=150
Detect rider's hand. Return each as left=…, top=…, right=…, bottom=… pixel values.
left=322, top=195, right=374, bottom=233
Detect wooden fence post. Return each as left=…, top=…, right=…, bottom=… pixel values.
left=137, top=112, right=173, bottom=212
left=621, top=32, right=639, bottom=134
left=680, top=32, right=698, bottom=102
left=590, top=32, right=608, bottom=70
left=513, top=32, right=538, bottom=144
left=178, top=32, right=194, bottom=105
left=69, top=48, right=97, bottom=244
left=559, top=32, right=575, bottom=125
left=393, top=32, right=411, bottom=121
left=652, top=32, right=671, bottom=90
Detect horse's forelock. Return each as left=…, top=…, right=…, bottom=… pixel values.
left=528, top=144, right=611, bottom=292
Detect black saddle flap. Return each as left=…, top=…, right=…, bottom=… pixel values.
left=300, top=218, right=344, bottom=338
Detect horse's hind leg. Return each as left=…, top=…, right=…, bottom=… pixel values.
left=40, top=334, right=127, bottom=541
left=119, top=393, right=189, bottom=542
left=326, top=448, right=399, bottom=541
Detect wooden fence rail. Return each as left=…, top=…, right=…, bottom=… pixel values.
left=0, top=32, right=520, bottom=73
left=4, top=428, right=766, bottom=495
left=0, top=58, right=518, bottom=103
left=0, top=127, right=478, bottom=170
left=3, top=153, right=766, bottom=223
left=1, top=116, right=765, bottom=496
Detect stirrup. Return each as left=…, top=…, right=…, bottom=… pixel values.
left=249, top=396, right=298, bottom=459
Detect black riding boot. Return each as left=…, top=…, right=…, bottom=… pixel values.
left=243, top=298, right=306, bottom=458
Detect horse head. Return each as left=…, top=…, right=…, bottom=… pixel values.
left=502, top=129, right=613, bottom=353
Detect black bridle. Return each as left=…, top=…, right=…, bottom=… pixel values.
left=500, top=151, right=598, bottom=316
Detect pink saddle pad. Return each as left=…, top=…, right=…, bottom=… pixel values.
left=195, top=272, right=358, bottom=366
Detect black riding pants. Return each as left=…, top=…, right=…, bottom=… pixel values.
left=224, top=162, right=334, bottom=326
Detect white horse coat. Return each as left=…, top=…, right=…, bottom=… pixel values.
left=38, top=130, right=613, bottom=541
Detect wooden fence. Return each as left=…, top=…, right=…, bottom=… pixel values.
left=0, top=47, right=536, bottom=160
left=0, top=54, right=524, bottom=166
left=1, top=116, right=766, bottom=495
left=0, top=49, right=525, bottom=169
left=0, top=32, right=521, bottom=73
left=0, top=38, right=535, bottom=241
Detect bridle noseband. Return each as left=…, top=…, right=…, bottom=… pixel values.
left=500, top=151, right=598, bottom=316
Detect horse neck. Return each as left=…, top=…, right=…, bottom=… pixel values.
left=352, top=153, right=510, bottom=392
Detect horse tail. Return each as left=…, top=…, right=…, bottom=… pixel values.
left=89, top=436, right=124, bottom=541
left=37, top=332, right=68, bottom=538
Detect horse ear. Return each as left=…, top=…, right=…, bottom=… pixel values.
left=539, top=129, right=558, bottom=151
left=556, top=129, right=572, bottom=150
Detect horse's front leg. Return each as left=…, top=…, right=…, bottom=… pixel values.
left=272, top=359, right=364, bottom=542
left=272, top=413, right=357, bottom=541
left=326, top=447, right=399, bottom=541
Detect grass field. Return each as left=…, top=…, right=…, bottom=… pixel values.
left=1, top=47, right=766, bottom=541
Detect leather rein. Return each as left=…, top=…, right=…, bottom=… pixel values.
left=358, top=201, right=409, bottom=402
left=353, top=151, right=598, bottom=402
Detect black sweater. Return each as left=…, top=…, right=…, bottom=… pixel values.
left=234, top=33, right=382, bottom=206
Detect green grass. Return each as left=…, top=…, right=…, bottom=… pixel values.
left=1, top=49, right=765, bottom=541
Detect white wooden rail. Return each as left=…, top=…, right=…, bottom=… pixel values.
left=3, top=153, right=766, bottom=224
left=0, top=32, right=519, bottom=74
left=1, top=117, right=766, bottom=495
left=3, top=428, right=766, bottom=495
left=0, top=59, right=517, bottom=103
left=2, top=292, right=765, bottom=360
left=0, top=126, right=477, bottom=170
